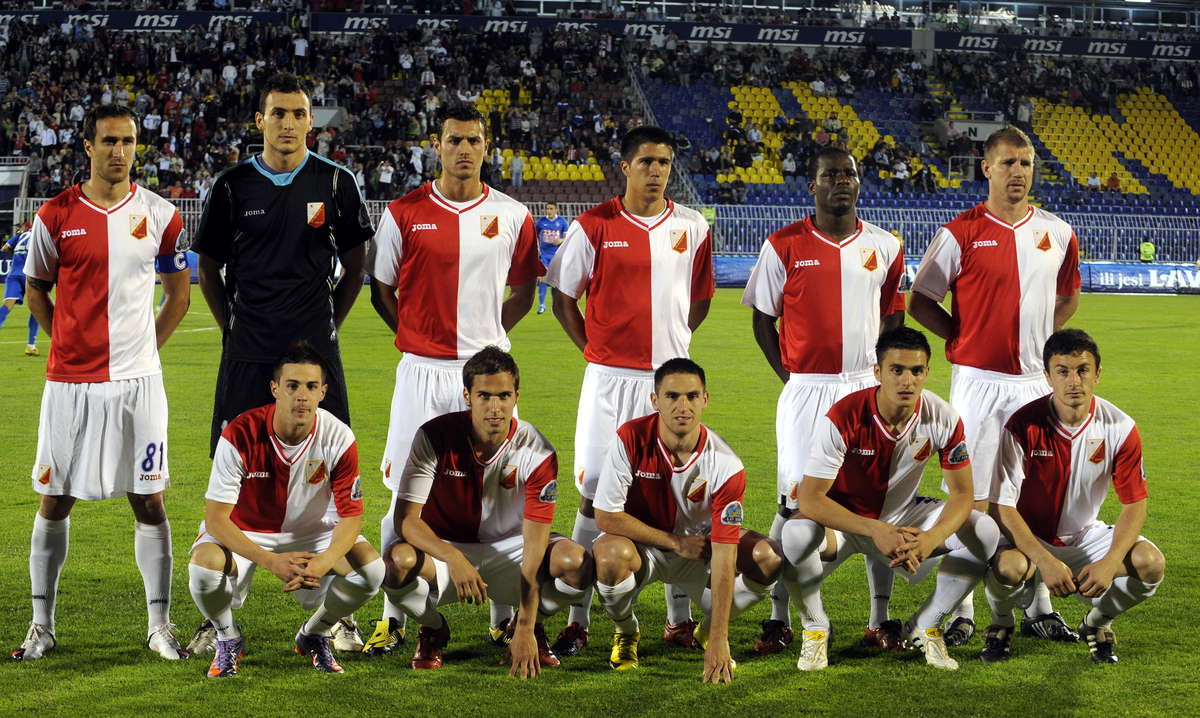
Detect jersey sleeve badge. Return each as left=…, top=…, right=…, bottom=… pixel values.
left=720, top=500, right=743, bottom=526
left=948, top=442, right=970, bottom=465
left=481, top=215, right=499, bottom=239
left=174, top=227, right=191, bottom=253
left=671, top=229, right=688, bottom=253
left=307, top=202, right=326, bottom=228
left=130, top=214, right=148, bottom=240
left=306, top=459, right=327, bottom=484
left=350, top=476, right=363, bottom=501
left=538, top=479, right=557, bottom=504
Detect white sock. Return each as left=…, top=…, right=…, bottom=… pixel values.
left=382, top=577, right=442, bottom=628
left=307, top=558, right=384, bottom=636
left=863, top=554, right=895, bottom=629
left=911, top=511, right=998, bottom=630
left=596, top=573, right=639, bottom=635
left=781, top=519, right=831, bottom=632
left=1085, top=577, right=1160, bottom=629
left=135, top=521, right=173, bottom=631
left=1027, top=580, right=1054, bottom=617
left=767, top=512, right=791, bottom=626
left=730, top=575, right=773, bottom=621
left=379, top=494, right=408, bottom=628
left=30, top=515, right=70, bottom=632
left=568, top=512, right=601, bottom=628
left=665, top=584, right=693, bottom=625
left=951, top=593, right=976, bottom=623
left=188, top=564, right=240, bottom=641
left=984, top=570, right=1023, bottom=629
left=490, top=601, right=514, bottom=630
left=538, top=577, right=587, bottom=620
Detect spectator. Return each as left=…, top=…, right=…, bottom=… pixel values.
left=1139, top=237, right=1155, bottom=263
left=1087, top=172, right=1102, bottom=191
left=782, top=153, right=797, bottom=178
left=1106, top=172, right=1121, bottom=193
left=509, top=153, right=525, bottom=187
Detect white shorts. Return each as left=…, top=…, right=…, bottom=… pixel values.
left=998, top=521, right=1155, bottom=574
left=430, top=534, right=553, bottom=609
left=189, top=521, right=369, bottom=611
left=380, top=354, right=469, bottom=492
left=573, top=363, right=655, bottom=501
left=949, top=366, right=1050, bottom=500
left=777, top=370, right=876, bottom=509
left=32, top=374, right=170, bottom=501
left=825, top=497, right=948, bottom=586
left=633, top=544, right=713, bottom=606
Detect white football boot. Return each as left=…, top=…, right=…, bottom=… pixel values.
left=147, top=623, right=190, bottom=659
left=12, top=623, right=56, bottom=661
left=796, top=628, right=832, bottom=671
left=904, top=621, right=959, bottom=670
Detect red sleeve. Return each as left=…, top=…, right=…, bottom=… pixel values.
left=709, top=469, right=746, bottom=544
left=523, top=453, right=558, bottom=524
left=882, top=249, right=906, bottom=314
left=939, top=418, right=971, bottom=470
left=1112, top=426, right=1148, bottom=504
left=330, top=442, right=365, bottom=518
left=1057, top=232, right=1082, bottom=296
left=690, top=228, right=716, bottom=301
left=506, top=212, right=545, bottom=285
left=158, top=208, right=185, bottom=256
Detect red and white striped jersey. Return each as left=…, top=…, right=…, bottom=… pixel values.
left=26, top=184, right=186, bottom=382
left=371, top=182, right=543, bottom=360
left=742, top=217, right=906, bottom=375
left=207, top=405, right=363, bottom=537
left=912, top=204, right=1081, bottom=376
left=806, top=387, right=970, bottom=524
left=594, top=414, right=746, bottom=545
left=398, top=412, right=558, bottom=543
left=545, top=198, right=715, bottom=370
left=991, top=395, right=1146, bottom=546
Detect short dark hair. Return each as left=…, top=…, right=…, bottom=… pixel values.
left=258, top=73, right=312, bottom=114
left=807, top=145, right=856, bottom=183
left=983, top=125, right=1033, bottom=160
left=1042, top=328, right=1100, bottom=371
left=545, top=201, right=557, bottom=208
left=875, top=326, right=931, bottom=365
left=82, top=104, right=139, bottom=143
left=438, top=102, right=487, bottom=138
left=654, top=358, right=706, bottom=392
left=463, top=345, right=520, bottom=391
left=273, top=340, right=327, bottom=383
left=620, top=125, right=676, bottom=164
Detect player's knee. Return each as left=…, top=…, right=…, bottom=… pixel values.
left=751, top=536, right=785, bottom=583
left=991, top=549, right=1031, bottom=585
left=354, top=556, right=387, bottom=591
left=38, top=494, right=76, bottom=521
left=1130, top=542, right=1165, bottom=584
left=780, top=518, right=823, bottom=561
left=970, top=511, right=1001, bottom=558
left=190, top=543, right=231, bottom=573
left=383, top=541, right=419, bottom=587
left=129, top=492, right=167, bottom=525
left=592, top=535, right=635, bottom=582
left=553, top=540, right=593, bottom=587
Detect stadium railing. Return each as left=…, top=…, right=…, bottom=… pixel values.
left=14, top=198, right=1199, bottom=264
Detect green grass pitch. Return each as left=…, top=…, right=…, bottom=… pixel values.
left=0, top=288, right=1196, bottom=717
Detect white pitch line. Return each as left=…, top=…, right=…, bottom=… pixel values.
left=2, top=326, right=217, bottom=344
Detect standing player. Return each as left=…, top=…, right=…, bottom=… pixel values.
left=780, top=327, right=999, bottom=671
left=981, top=329, right=1164, bottom=664
left=545, top=125, right=715, bottom=656
left=380, top=347, right=593, bottom=676
left=535, top=201, right=569, bottom=314
left=742, top=145, right=906, bottom=654
left=12, top=104, right=191, bottom=661
left=910, top=126, right=1081, bottom=646
left=188, top=342, right=384, bottom=677
left=192, top=73, right=374, bottom=652
left=365, top=102, right=542, bottom=656
left=592, top=359, right=782, bottom=681
left=0, top=222, right=41, bottom=355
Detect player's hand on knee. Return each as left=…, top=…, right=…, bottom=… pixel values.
left=1075, top=559, right=1118, bottom=598
left=702, top=638, right=734, bottom=685
left=447, top=554, right=488, bottom=605
left=504, top=630, right=541, bottom=679
left=872, top=524, right=915, bottom=561
left=268, top=551, right=321, bottom=591
left=676, top=535, right=711, bottom=562
left=895, top=526, right=938, bottom=566
left=1039, top=558, right=1077, bottom=597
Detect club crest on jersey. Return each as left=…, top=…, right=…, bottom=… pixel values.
left=350, top=476, right=363, bottom=501
left=1087, top=438, right=1106, bottom=465
left=949, top=442, right=969, bottom=465
left=385, top=459, right=392, bottom=479
left=539, top=480, right=557, bottom=504
left=788, top=481, right=798, bottom=502
left=130, top=214, right=148, bottom=240
left=307, top=202, right=326, bottom=228
left=687, top=479, right=707, bottom=503
left=500, top=464, right=519, bottom=490
left=911, top=437, right=932, bottom=462
left=481, top=215, right=500, bottom=239
left=576, top=467, right=585, bottom=486
left=37, top=465, right=51, bottom=485
left=860, top=248, right=878, bottom=271
left=1033, top=229, right=1052, bottom=252
left=306, top=459, right=327, bottom=485
left=720, top=501, right=743, bottom=526
left=670, top=229, right=688, bottom=253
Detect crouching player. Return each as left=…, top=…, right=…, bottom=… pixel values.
left=781, top=327, right=1000, bottom=671
left=981, top=329, right=1164, bottom=664
left=187, top=342, right=384, bottom=677
left=592, top=358, right=783, bottom=683
left=380, top=347, right=593, bottom=678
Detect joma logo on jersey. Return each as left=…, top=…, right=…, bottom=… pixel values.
left=635, top=470, right=662, bottom=480
left=911, top=437, right=932, bottom=462
left=247, top=471, right=270, bottom=478
left=139, top=473, right=162, bottom=481
left=603, top=240, right=629, bottom=248
left=306, top=460, right=327, bottom=484
left=130, top=215, right=148, bottom=240
left=500, top=465, right=519, bottom=490
left=849, top=447, right=875, bottom=456
left=37, top=465, right=51, bottom=485
left=244, top=209, right=266, bottom=217
left=1032, top=449, right=1054, bottom=457
left=687, top=479, right=707, bottom=503
left=445, top=469, right=468, bottom=478
left=60, top=228, right=87, bottom=239
left=670, top=229, right=688, bottom=253
left=307, top=202, right=326, bottom=228
left=860, top=248, right=878, bottom=271
left=794, top=259, right=819, bottom=268
left=1087, top=438, right=1106, bottom=465
left=411, top=223, right=438, bottom=231
left=973, top=240, right=998, bottom=248
left=481, top=215, right=500, bottom=239
left=1033, top=230, right=1051, bottom=252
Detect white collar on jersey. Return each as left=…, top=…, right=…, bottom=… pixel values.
left=619, top=198, right=673, bottom=231
left=74, top=182, right=138, bottom=215
left=269, top=409, right=319, bottom=466
left=807, top=216, right=864, bottom=248
left=1049, top=395, right=1096, bottom=440
left=428, top=180, right=490, bottom=214
left=869, top=391, right=923, bottom=442
left=982, top=205, right=1035, bottom=230
left=655, top=424, right=708, bottom=473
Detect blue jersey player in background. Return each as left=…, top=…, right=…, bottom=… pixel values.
left=535, top=201, right=570, bottom=314
left=0, top=222, right=40, bottom=356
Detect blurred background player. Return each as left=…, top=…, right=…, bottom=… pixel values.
left=910, top=126, right=1081, bottom=647
left=188, top=342, right=384, bottom=678
left=0, top=222, right=41, bottom=355
left=982, top=329, right=1164, bottom=665
left=380, top=347, right=593, bottom=677
left=592, top=358, right=782, bottom=682
left=742, top=145, right=907, bottom=655
left=535, top=201, right=569, bottom=314
left=545, top=125, right=715, bottom=656
left=366, top=103, right=542, bottom=656
left=12, top=105, right=191, bottom=662
left=191, top=73, right=375, bottom=654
